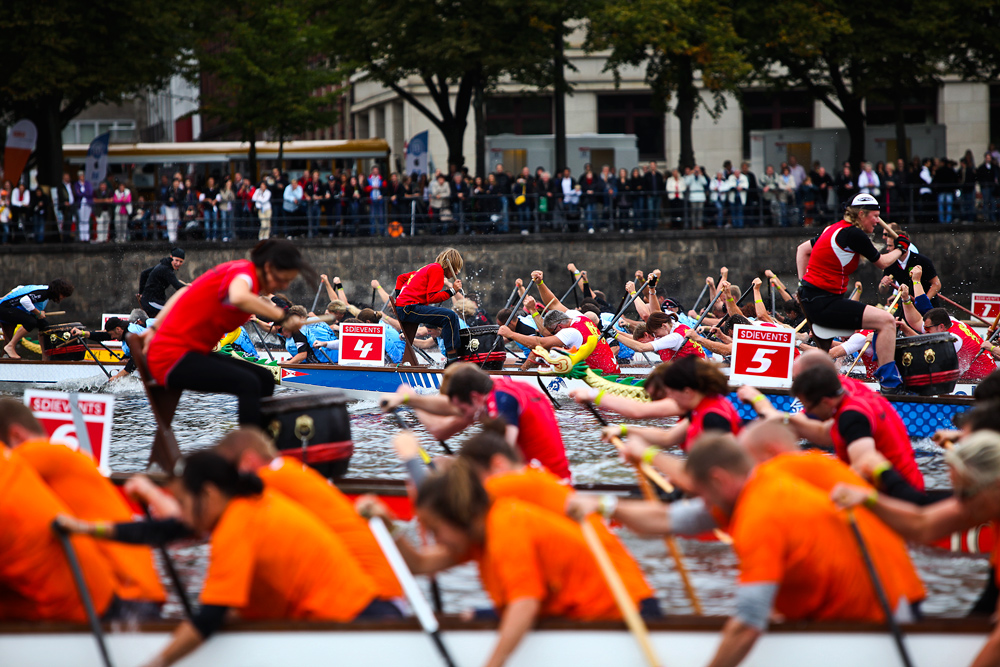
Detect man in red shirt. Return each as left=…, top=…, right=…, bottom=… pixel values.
left=499, top=309, right=620, bottom=375
left=394, top=248, right=464, bottom=365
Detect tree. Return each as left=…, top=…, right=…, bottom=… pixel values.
left=330, top=0, right=556, bottom=173
left=192, top=0, right=343, bottom=179
left=587, top=0, right=751, bottom=169
left=0, top=0, right=194, bottom=187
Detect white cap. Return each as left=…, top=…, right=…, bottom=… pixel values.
left=850, top=193, right=880, bottom=208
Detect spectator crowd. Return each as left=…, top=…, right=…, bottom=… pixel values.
left=2, top=144, right=1000, bottom=243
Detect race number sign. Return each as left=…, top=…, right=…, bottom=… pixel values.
left=23, top=389, right=115, bottom=473
left=730, top=325, right=795, bottom=389
left=339, top=323, right=385, bottom=366
left=972, top=294, right=1000, bottom=320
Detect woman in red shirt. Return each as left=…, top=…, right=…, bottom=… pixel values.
left=393, top=248, right=464, bottom=364
left=142, top=239, right=308, bottom=424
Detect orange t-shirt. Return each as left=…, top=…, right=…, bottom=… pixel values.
left=484, top=467, right=653, bottom=602
left=14, top=439, right=165, bottom=604
left=476, top=497, right=645, bottom=621
left=199, top=489, right=377, bottom=620
left=730, top=464, right=919, bottom=623
left=257, top=457, right=402, bottom=598
left=0, top=444, right=117, bottom=622
left=757, top=452, right=924, bottom=605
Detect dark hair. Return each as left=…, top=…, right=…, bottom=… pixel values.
left=104, top=317, right=126, bottom=331
left=580, top=303, right=601, bottom=316
left=790, top=365, right=845, bottom=405
left=458, top=430, right=521, bottom=470
left=924, top=307, right=951, bottom=328
left=0, top=398, right=45, bottom=443
left=342, top=317, right=362, bottom=324
left=357, top=308, right=382, bottom=323
left=975, top=370, right=1000, bottom=402
left=250, top=239, right=314, bottom=279
left=496, top=308, right=513, bottom=325
left=440, top=363, right=494, bottom=402
left=720, top=314, right=751, bottom=337
left=48, top=278, right=74, bottom=299
left=685, top=433, right=752, bottom=485
left=646, top=312, right=674, bottom=332
left=645, top=356, right=728, bottom=398
left=415, top=459, right=491, bottom=532
left=177, top=450, right=264, bottom=498
left=962, top=400, right=1000, bottom=433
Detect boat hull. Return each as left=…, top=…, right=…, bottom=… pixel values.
left=0, top=359, right=126, bottom=385
left=0, top=619, right=988, bottom=667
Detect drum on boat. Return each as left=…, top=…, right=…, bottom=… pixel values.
left=459, top=325, right=507, bottom=370
left=38, top=322, right=88, bottom=360
left=895, top=332, right=960, bottom=396
left=260, top=391, right=353, bottom=478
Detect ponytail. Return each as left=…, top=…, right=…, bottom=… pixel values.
left=176, top=450, right=264, bottom=498
left=416, top=459, right=491, bottom=533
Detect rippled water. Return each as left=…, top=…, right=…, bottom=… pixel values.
left=1, top=377, right=988, bottom=620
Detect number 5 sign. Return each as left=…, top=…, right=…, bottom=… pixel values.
left=730, top=325, right=795, bottom=388
left=339, top=322, right=385, bottom=366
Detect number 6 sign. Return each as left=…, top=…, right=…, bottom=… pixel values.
left=730, top=325, right=795, bottom=388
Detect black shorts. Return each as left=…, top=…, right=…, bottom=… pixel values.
left=0, top=304, right=43, bottom=331
left=797, top=282, right=867, bottom=331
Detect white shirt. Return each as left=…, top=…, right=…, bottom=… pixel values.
left=252, top=188, right=272, bottom=211
left=651, top=332, right=685, bottom=353
left=11, top=188, right=30, bottom=207
left=554, top=326, right=584, bottom=349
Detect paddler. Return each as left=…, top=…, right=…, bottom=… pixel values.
left=393, top=248, right=465, bottom=366
left=614, top=311, right=708, bottom=362
left=70, top=316, right=132, bottom=379
left=908, top=306, right=997, bottom=381
left=570, top=432, right=923, bottom=667
left=796, top=192, right=909, bottom=393
left=380, top=362, right=571, bottom=480
left=499, top=308, right=620, bottom=375
left=0, top=399, right=165, bottom=618
left=0, top=278, right=75, bottom=359
left=140, top=239, right=308, bottom=425
left=57, top=451, right=395, bottom=667
left=138, top=247, right=188, bottom=317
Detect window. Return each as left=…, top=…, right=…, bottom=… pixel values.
left=865, top=87, right=938, bottom=126
left=991, top=85, right=1000, bottom=149
left=741, top=90, right=814, bottom=159
left=485, top=96, right=552, bottom=135
left=597, top=94, right=664, bottom=160
left=61, top=120, right=136, bottom=144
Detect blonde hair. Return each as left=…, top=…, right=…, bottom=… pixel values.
left=453, top=299, right=477, bottom=320
left=435, top=248, right=464, bottom=277
left=945, top=430, right=1000, bottom=489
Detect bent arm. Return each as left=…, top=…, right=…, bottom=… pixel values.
left=598, top=394, right=683, bottom=419
left=484, top=598, right=542, bottom=667
left=706, top=617, right=764, bottom=667
left=796, top=241, right=812, bottom=280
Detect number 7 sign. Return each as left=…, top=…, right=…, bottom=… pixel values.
left=730, top=325, right=795, bottom=388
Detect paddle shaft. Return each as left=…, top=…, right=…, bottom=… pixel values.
left=371, top=288, right=376, bottom=309
left=876, top=217, right=899, bottom=239
left=846, top=339, right=871, bottom=376
left=692, top=284, right=725, bottom=330
left=488, top=280, right=533, bottom=367
left=580, top=521, right=662, bottom=667
left=938, top=294, right=993, bottom=327
left=691, top=282, right=710, bottom=315
left=310, top=280, right=324, bottom=315
left=770, top=280, right=776, bottom=318
left=561, top=272, right=584, bottom=305
left=90, top=337, right=124, bottom=361
left=142, top=506, right=194, bottom=620
left=249, top=321, right=276, bottom=362
left=970, top=324, right=1000, bottom=365
left=77, top=336, right=112, bottom=379
left=600, top=277, right=654, bottom=339
left=713, top=285, right=755, bottom=332
left=53, top=522, right=115, bottom=667
left=847, top=510, right=914, bottom=667
left=369, top=517, right=457, bottom=667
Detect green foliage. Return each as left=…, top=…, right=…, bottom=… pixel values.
left=192, top=0, right=342, bottom=144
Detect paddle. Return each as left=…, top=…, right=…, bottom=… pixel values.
left=692, top=283, right=725, bottom=331
left=847, top=291, right=903, bottom=376
left=769, top=278, right=776, bottom=318
left=876, top=217, right=898, bottom=239
left=52, top=521, right=116, bottom=667
left=711, top=284, right=754, bottom=333
left=142, top=506, right=194, bottom=620
left=371, top=288, right=377, bottom=310
left=987, top=308, right=1000, bottom=341
left=90, top=337, right=124, bottom=361
left=691, top=282, right=710, bottom=315
left=561, top=271, right=584, bottom=306
left=487, top=279, right=533, bottom=368
left=938, top=294, right=993, bottom=328
left=846, top=509, right=915, bottom=667
left=310, top=279, right=324, bottom=315
left=600, top=276, right=655, bottom=339
left=582, top=402, right=705, bottom=614
left=578, top=519, right=662, bottom=667
left=387, top=408, right=432, bottom=464
left=969, top=326, right=1000, bottom=366
left=77, top=336, right=112, bottom=380
left=248, top=321, right=276, bottom=362
left=368, top=517, right=457, bottom=667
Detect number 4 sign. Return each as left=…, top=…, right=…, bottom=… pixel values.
left=730, top=325, right=795, bottom=389
left=339, top=323, right=385, bottom=366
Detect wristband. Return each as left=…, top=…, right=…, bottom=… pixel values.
left=597, top=494, right=619, bottom=520
left=629, top=291, right=636, bottom=297
left=754, top=299, right=763, bottom=304
left=863, top=490, right=879, bottom=509
left=335, top=282, right=344, bottom=290
left=574, top=271, right=581, bottom=277
left=871, top=461, right=892, bottom=483
left=750, top=394, right=765, bottom=405
left=620, top=424, right=628, bottom=437
left=93, top=523, right=110, bottom=539
left=641, top=446, right=659, bottom=465
left=726, top=297, right=735, bottom=303
left=593, top=389, right=606, bottom=406
left=402, top=393, right=410, bottom=405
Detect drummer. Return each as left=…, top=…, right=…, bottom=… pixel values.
left=393, top=248, right=465, bottom=367
left=796, top=192, right=909, bottom=394
left=140, top=240, right=308, bottom=425
left=0, top=279, right=75, bottom=359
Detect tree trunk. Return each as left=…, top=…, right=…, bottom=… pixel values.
left=278, top=133, right=285, bottom=171
left=474, top=83, right=486, bottom=178
left=443, top=123, right=466, bottom=174
left=248, top=126, right=258, bottom=183
left=893, top=94, right=909, bottom=164
left=673, top=56, right=697, bottom=170
left=843, top=97, right=866, bottom=175
left=553, top=28, right=567, bottom=172
left=29, top=97, right=65, bottom=188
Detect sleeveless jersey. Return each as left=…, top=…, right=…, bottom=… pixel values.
left=684, top=394, right=742, bottom=452
left=831, top=390, right=924, bottom=490
left=949, top=319, right=996, bottom=380
left=488, top=377, right=571, bottom=480
left=802, top=221, right=861, bottom=294
left=655, top=324, right=707, bottom=363
left=568, top=317, right=620, bottom=375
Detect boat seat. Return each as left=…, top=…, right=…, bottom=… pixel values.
left=125, top=333, right=182, bottom=473
left=811, top=323, right=856, bottom=340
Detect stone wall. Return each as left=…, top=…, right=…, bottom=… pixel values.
left=2, top=224, right=998, bottom=326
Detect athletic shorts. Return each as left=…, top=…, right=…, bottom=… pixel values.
left=797, top=282, right=867, bottom=332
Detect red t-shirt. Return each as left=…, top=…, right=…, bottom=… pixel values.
left=146, top=259, right=259, bottom=384
left=802, top=221, right=880, bottom=294
left=488, top=377, right=571, bottom=480
left=395, top=263, right=452, bottom=306
left=684, top=394, right=742, bottom=452
left=949, top=319, right=997, bottom=380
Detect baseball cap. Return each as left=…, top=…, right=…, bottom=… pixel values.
left=663, top=297, right=683, bottom=311
left=850, top=193, right=880, bottom=209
